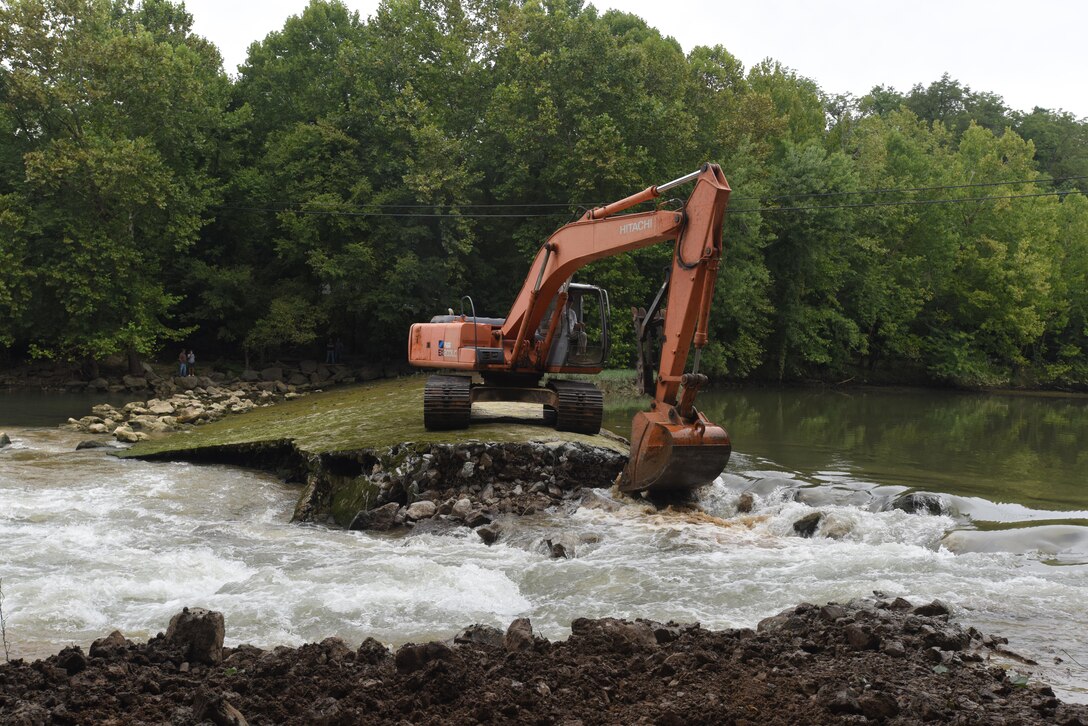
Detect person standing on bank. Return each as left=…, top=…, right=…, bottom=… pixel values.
left=178, top=349, right=187, bottom=376
left=186, top=349, right=196, bottom=377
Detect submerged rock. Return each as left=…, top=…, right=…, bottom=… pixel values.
left=793, top=511, right=823, bottom=537
left=0, top=432, right=10, bottom=448
left=889, top=491, right=949, bottom=516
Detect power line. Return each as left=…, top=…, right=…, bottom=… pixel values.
left=228, top=174, right=1088, bottom=212
left=217, top=189, right=1079, bottom=219
left=729, top=190, right=1077, bottom=214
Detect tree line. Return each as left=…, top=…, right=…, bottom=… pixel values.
left=2, top=0, right=1087, bottom=387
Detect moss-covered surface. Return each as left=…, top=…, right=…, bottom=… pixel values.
left=119, top=376, right=627, bottom=460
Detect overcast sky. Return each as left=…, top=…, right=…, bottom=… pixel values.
left=185, top=0, right=1087, bottom=119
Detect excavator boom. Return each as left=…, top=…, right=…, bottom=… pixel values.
left=408, top=164, right=734, bottom=495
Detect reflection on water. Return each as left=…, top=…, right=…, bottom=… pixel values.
left=606, top=387, right=1088, bottom=512
left=1, top=389, right=136, bottom=428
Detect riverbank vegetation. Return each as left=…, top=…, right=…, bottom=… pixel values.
left=2, top=0, right=1087, bottom=388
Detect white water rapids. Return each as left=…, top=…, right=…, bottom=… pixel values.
left=1, top=426, right=1087, bottom=703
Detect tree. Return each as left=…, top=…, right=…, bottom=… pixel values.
left=0, top=0, right=229, bottom=367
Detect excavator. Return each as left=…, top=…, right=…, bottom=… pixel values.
left=408, top=163, right=732, bottom=496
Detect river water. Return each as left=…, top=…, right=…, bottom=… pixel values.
left=2, top=387, right=1087, bottom=702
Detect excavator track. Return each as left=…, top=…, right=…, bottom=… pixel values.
left=423, top=374, right=472, bottom=430
left=547, top=380, right=603, bottom=434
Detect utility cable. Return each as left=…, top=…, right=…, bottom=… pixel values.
left=229, top=174, right=1088, bottom=211
left=216, top=189, right=1079, bottom=219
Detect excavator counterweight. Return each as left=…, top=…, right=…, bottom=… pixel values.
left=408, top=164, right=734, bottom=495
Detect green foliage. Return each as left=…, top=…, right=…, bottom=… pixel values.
left=3, top=0, right=1088, bottom=390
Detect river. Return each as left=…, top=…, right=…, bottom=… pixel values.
left=2, top=386, right=1087, bottom=702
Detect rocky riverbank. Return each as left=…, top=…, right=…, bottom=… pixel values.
left=54, top=361, right=383, bottom=443
left=2, top=597, right=1085, bottom=725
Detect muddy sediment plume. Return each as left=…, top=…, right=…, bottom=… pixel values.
left=2, top=598, right=1086, bottom=725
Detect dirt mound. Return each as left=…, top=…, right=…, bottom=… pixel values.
left=2, top=597, right=1085, bottom=725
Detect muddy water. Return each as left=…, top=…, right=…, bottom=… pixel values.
left=2, top=387, right=1088, bottom=703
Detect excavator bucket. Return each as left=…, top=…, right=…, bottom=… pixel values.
left=619, top=409, right=732, bottom=495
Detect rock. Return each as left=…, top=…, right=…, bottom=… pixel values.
left=113, top=425, right=139, bottom=443
left=465, top=510, right=491, bottom=528
left=450, top=497, right=473, bottom=520
left=173, top=375, right=199, bottom=389
left=844, top=624, right=880, bottom=650
left=76, top=439, right=112, bottom=450
left=395, top=641, right=453, bottom=672
left=56, top=646, right=88, bottom=675
left=504, top=618, right=535, bottom=652
left=477, top=523, right=502, bottom=545
left=914, top=599, right=952, bottom=617
left=87, top=423, right=109, bottom=434
left=165, top=607, right=225, bottom=665
left=260, top=367, right=283, bottom=382
left=454, top=624, right=505, bottom=648
left=859, top=692, right=900, bottom=719
left=299, top=360, right=318, bottom=374
left=545, top=539, right=568, bottom=559
left=405, top=500, right=437, bottom=520
left=737, top=491, right=755, bottom=513
left=459, top=461, right=475, bottom=478
left=193, top=687, right=248, bottom=726
left=88, top=377, right=110, bottom=390
left=349, top=502, right=400, bottom=531
left=288, top=373, right=308, bottom=386
left=147, top=401, right=175, bottom=415
left=793, top=511, right=822, bottom=537
left=122, top=375, right=148, bottom=390
left=176, top=406, right=206, bottom=424
left=89, top=630, right=131, bottom=657
left=0, top=432, right=10, bottom=448
left=889, top=492, right=948, bottom=516
left=241, top=369, right=261, bottom=382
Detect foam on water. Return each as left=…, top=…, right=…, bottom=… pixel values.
left=2, top=426, right=1087, bottom=702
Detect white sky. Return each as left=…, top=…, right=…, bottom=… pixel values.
left=185, top=0, right=1088, bottom=119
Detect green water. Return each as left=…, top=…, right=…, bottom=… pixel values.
left=604, top=386, right=1088, bottom=513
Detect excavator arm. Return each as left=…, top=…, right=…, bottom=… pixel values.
left=503, top=163, right=734, bottom=494
left=408, top=163, right=734, bottom=496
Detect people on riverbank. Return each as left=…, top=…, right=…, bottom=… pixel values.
left=186, top=350, right=196, bottom=377
left=177, top=349, right=188, bottom=376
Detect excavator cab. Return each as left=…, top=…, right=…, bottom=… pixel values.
left=544, top=283, right=611, bottom=369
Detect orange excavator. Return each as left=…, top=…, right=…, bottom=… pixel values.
left=408, top=163, right=732, bottom=495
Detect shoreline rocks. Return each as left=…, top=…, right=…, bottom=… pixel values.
left=57, top=361, right=384, bottom=443
left=2, top=598, right=1084, bottom=725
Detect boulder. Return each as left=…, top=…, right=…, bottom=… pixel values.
left=147, top=401, right=175, bottom=416
left=454, top=624, right=505, bottom=648
left=260, top=367, right=283, bottom=382
left=76, top=440, right=112, bottom=450
left=405, top=500, right=437, bottom=520
left=299, top=360, right=319, bottom=374
left=287, top=373, right=308, bottom=386
left=349, top=502, right=400, bottom=531
left=166, top=607, right=225, bottom=665
left=241, top=369, right=261, bottom=382
left=0, top=432, right=10, bottom=448
left=113, top=425, right=139, bottom=443
left=89, top=630, right=132, bottom=658
left=450, top=497, right=473, bottom=520
left=476, top=523, right=502, bottom=545
left=122, top=375, right=148, bottom=390
left=504, top=618, right=535, bottom=652
left=914, top=599, right=952, bottom=617
left=87, top=423, right=109, bottom=434
left=793, top=512, right=822, bottom=537
left=173, top=375, right=199, bottom=390
left=88, top=377, right=110, bottom=391
left=176, top=406, right=206, bottom=424
left=889, top=492, right=948, bottom=516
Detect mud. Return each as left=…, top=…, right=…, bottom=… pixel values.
left=2, top=597, right=1085, bottom=725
